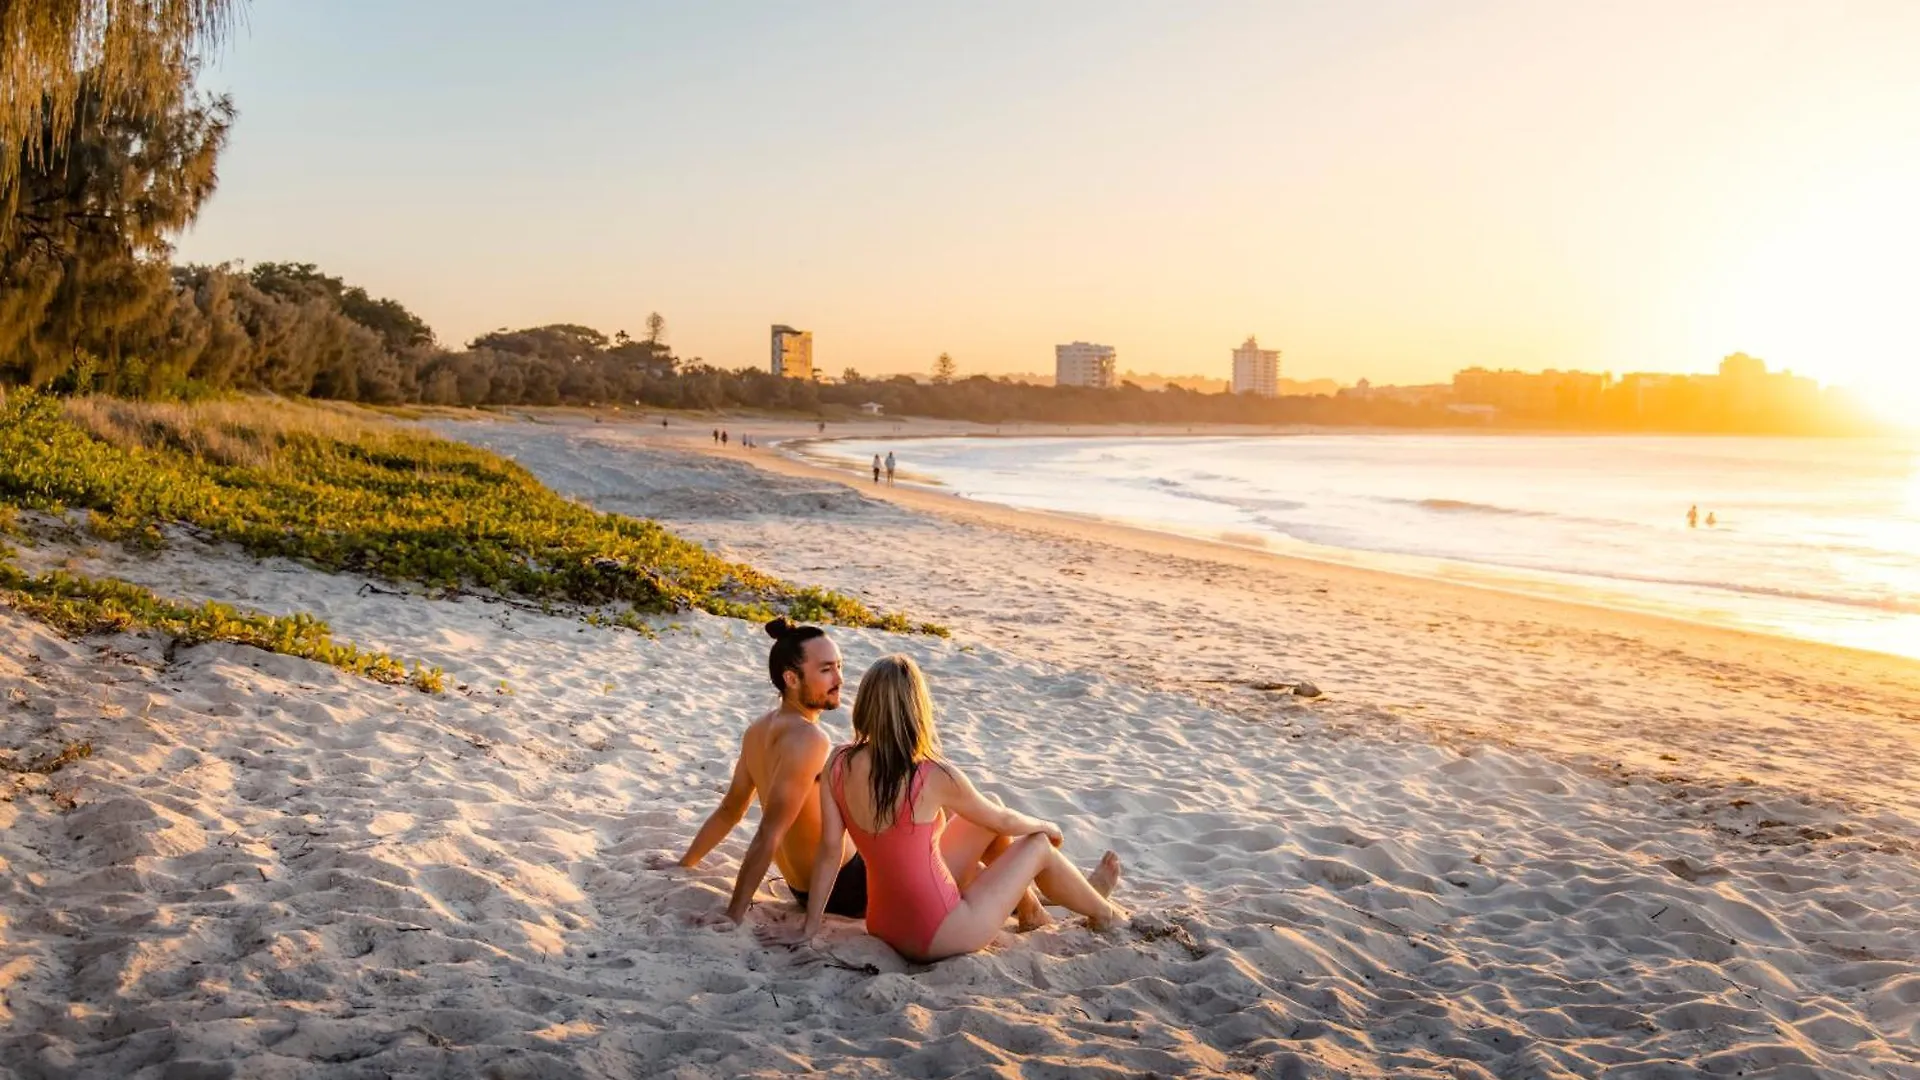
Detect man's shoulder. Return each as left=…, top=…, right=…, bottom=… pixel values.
left=767, top=717, right=832, bottom=766
left=773, top=717, right=832, bottom=751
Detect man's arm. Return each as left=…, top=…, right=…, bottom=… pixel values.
left=723, top=734, right=827, bottom=923
left=799, top=759, right=847, bottom=941
left=677, top=745, right=755, bottom=868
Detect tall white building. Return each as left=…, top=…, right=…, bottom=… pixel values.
left=1055, top=342, right=1117, bottom=389
left=771, top=324, right=813, bottom=380
left=1231, top=336, right=1281, bottom=397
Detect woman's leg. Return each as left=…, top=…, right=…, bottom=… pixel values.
left=923, top=836, right=1124, bottom=960
left=940, top=802, right=1050, bottom=929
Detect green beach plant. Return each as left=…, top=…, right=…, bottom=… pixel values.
left=0, top=391, right=939, bottom=634
left=0, top=563, right=443, bottom=692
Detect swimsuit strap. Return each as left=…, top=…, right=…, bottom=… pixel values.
left=828, top=747, right=852, bottom=824
left=904, top=759, right=937, bottom=825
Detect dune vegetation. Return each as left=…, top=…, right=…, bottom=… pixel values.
left=0, top=390, right=935, bottom=690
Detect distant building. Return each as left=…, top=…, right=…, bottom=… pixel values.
left=859, top=401, right=884, bottom=416
left=1055, top=342, right=1117, bottom=388
left=1231, top=336, right=1281, bottom=397
left=1341, top=378, right=1452, bottom=407
left=771, top=325, right=813, bottom=380
left=1446, top=353, right=1842, bottom=431
left=1452, top=367, right=1607, bottom=417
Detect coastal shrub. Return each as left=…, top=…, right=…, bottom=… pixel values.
left=0, top=391, right=927, bottom=631
left=0, top=564, right=444, bottom=693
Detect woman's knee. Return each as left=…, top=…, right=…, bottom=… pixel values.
left=1009, top=832, right=1051, bottom=866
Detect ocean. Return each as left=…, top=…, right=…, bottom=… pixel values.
left=809, top=433, right=1920, bottom=661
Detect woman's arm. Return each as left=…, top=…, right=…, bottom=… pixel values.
left=800, top=755, right=848, bottom=940
left=931, top=763, right=1061, bottom=844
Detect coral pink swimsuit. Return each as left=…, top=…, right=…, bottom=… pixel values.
left=830, top=752, right=961, bottom=957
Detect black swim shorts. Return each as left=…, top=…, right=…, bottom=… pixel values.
left=790, top=853, right=868, bottom=918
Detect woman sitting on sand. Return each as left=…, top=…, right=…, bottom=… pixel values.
left=776, top=654, right=1123, bottom=962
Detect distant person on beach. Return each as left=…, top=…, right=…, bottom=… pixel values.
left=767, top=654, right=1123, bottom=962
left=657, top=620, right=867, bottom=925
left=872, top=454, right=882, bottom=484
left=818, top=421, right=827, bottom=434
left=884, top=451, right=896, bottom=485
left=722, top=430, right=729, bottom=446
left=712, top=429, right=720, bottom=443
left=1687, top=504, right=1698, bottom=529
left=1706, top=511, right=1717, bottom=527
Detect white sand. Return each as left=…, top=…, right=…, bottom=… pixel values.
left=0, top=414, right=1914, bottom=1078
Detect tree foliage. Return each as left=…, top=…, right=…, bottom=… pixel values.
left=2, top=1, right=241, bottom=208
left=0, top=46, right=232, bottom=394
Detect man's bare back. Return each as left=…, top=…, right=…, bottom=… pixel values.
left=669, top=624, right=852, bottom=924
left=735, top=707, right=834, bottom=889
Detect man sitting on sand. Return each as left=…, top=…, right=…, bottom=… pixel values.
left=659, top=619, right=868, bottom=924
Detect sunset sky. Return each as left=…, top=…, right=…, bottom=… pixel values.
left=178, top=1, right=1919, bottom=402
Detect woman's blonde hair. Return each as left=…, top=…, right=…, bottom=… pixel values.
left=847, top=654, right=943, bottom=829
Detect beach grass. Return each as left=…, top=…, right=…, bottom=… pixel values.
left=0, top=563, right=444, bottom=692
left=0, top=391, right=936, bottom=633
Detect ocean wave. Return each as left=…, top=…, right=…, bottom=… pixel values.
left=1220, top=515, right=1920, bottom=617
left=1143, top=476, right=1307, bottom=514
left=1407, top=497, right=1550, bottom=518
left=1520, top=566, right=1920, bottom=616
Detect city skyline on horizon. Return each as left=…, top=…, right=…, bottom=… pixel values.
left=174, top=1, right=1919, bottom=410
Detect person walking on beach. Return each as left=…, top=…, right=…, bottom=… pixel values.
left=769, top=655, right=1123, bottom=962
left=656, top=620, right=867, bottom=925
left=712, top=429, right=720, bottom=444
left=884, top=451, right=896, bottom=486
left=872, top=454, right=882, bottom=484
left=1687, top=504, right=1699, bottom=529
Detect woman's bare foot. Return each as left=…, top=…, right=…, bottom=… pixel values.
left=1014, top=888, right=1053, bottom=932
left=1083, top=851, right=1125, bottom=930
left=1086, top=901, right=1127, bottom=932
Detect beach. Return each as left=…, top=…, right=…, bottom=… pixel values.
left=3, top=410, right=1918, bottom=1078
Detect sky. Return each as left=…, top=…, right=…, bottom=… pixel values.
left=177, top=1, right=1920, bottom=403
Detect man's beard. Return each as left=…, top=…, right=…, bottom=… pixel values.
left=803, top=687, right=841, bottom=711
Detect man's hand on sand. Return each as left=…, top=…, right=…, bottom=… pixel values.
left=754, top=913, right=814, bottom=950
left=688, top=909, right=742, bottom=931
left=644, top=851, right=691, bottom=872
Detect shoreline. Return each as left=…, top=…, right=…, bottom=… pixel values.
left=777, top=430, right=1920, bottom=665
left=705, top=420, right=1920, bottom=676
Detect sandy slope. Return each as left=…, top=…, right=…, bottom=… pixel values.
left=0, top=416, right=1912, bottom=1078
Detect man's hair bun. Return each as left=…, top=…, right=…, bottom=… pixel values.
left=764, top=616, right=797, bottom=640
